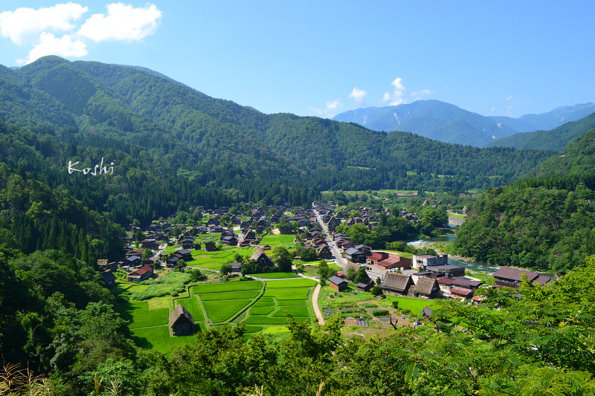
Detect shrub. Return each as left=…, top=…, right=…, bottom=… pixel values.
left=372, top=309, right=390, bottom=317
left=370, top=286, right=383, bottom=296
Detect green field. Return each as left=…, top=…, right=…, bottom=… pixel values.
left=254, top=272, right=300, bottom=279
left=380, top=296, right=436, bottom=313
left=202, top=299, right=254, bottom=323
left=190, top=280, right=263, bottom=294
left=175, top=296, right=206, bottom=321
left=131, top=326, right=196, bottom=353
left=187, top=246, right=255, bottom=270
left=301, top=262, right=341, bottom=277
left=264, top=288, right=311, bottom=300
left=200, top=290, right=261, bottom=301
left=117, top=276, right=316, bottom=349
left=118, top=300, right=168, bottom=329
left=260, top=234, right=296, bottom=246
left=272, top=306, right=310, bottom=317
left=265, top=279, right=317, bottom=288
left=248, top=305, right=275, bottom=315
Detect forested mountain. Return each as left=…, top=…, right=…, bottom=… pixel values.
left=454, top=130, right=595, bottom=272
left=0, top=56, right=551, bottom=228
left=333, top=100, right=518, bottom=146
left=486, top=111, right=595, bottom=151
left=490, top=102, right=595, bottom=132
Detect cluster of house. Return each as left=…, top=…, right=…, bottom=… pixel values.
left=328, top=249, right=552, bottom=302
left=313, top=201, right=419, bottom=230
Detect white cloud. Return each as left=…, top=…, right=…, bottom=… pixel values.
left=22, top=32, right=87, bottom=64
left=382, top=77, right=406, bottom=105
left=326, top=98, right=342, bottom=111
left=505, top=95, right=513, bottom=101
left=310, top=98, right=343, bottom=118
left=78, top=3, right=162, bottom=42
left=348, top=87, right=367, bottom=103
left=0, top=3, right=87, bottom=45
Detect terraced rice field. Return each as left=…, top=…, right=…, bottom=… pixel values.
left=191, top=279, right=315, bottom=332
left=117, top=277, right=317, bottom=353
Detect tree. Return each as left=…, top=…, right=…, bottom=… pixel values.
left=273, top=247, right=293, bottom=272
left=141, top=248, right=153, bottom=260
left=346, top=266, right=356, bottom=281
left=353, top=267, right=370, bottom=284
left=318, top=261, right=329, bottom=279
left=370, top=286, right=382, bottom=296
left=221, top=263, right=232, bottom=275
left=189, top=269, right=206, bottom=282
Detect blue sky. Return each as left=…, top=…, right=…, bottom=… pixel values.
left=0, top=1, right=594, bottom=118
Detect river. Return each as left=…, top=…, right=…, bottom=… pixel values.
left=408, top=233, right=500, bottom=275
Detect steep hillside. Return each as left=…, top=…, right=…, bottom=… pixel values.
left=454, top=131, right=595, bottom=272
left=0, top=56, right=552, bottom=225
left=486, top=112, right=595, bottom=151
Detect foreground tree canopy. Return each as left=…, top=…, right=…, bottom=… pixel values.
left=1, top=246, right=593, bottom=394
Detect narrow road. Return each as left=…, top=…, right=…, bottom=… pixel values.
left=311, top=283, right=324, bottom=325
left=314, top=208, right=347, bottom=269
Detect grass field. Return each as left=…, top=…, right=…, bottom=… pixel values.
left=264, top=288, right=311, bottom=300
left=200, top=290, right=261, bottom=301
left=272, top=306, right=310, bottom=317
left=301, top=262, right=341, bottom=277
left=254, top=272, right=300, bottom=279
left=265, top=279, right=317, bottom=288
left=202, top=299, right=254, bottom=323
left=131, top=326, right=196, bottom=353
left=190, top=281, right=263, bottom=294
left=260, top=234, right=296, bottom=246
left=118, top=300, right=168, bottom=329
left=175, top=296, right=206, bottom=321
left=186, top=246, right=255, bottom=270
left=379, top=296, right=436, bottom=314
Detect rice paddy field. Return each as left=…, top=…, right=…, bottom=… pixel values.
left=115, top=277, right=318, bottom=353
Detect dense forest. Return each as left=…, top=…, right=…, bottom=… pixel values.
left=454, top=130, right=595, bottom=272
left=0, top=56, right=552, bottom=228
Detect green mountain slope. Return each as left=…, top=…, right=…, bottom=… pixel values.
left=0, top=56, right=552, bottom=226
left=486, top=112, right=595, bottom=151
left=454, top=131, right=595, bottom=272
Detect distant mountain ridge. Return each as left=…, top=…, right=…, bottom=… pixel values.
left=489, top=103, right=595, bottom=132
left=333, top=100, right=594, bottom=147
left=486, top=112, right=595, bottom=152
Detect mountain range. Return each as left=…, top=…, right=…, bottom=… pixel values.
left=0, top=56, right=551, bottom=225
left=486, top=112, right=595, bottom=151
left=333, top=100, right=595, bottom=147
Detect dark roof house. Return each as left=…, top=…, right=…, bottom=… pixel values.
left=169, top=304, right=195, bottom=336
left=380, top=273, right=414, bottom=295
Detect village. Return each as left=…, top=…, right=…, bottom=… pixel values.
left=94, top=199, right=553, bottom=350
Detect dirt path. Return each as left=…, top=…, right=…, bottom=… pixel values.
left=312, top=283, right=325, bottom=325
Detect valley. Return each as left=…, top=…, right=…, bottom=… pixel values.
left=0, top=57, right=592, bottom=395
